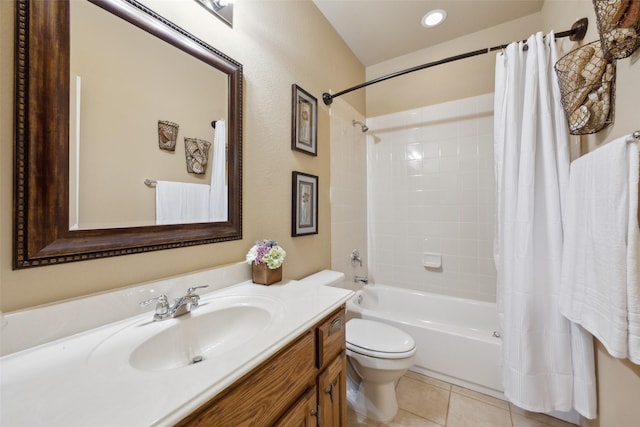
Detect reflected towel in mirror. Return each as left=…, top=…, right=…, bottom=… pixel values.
left=156, top=181, right=211, bottom=225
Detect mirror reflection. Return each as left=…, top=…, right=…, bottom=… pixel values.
left=69, top=0, right=228, bottom=229
left=13, top=0, right=243, bottom=269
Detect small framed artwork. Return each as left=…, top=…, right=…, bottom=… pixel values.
left=292, top=171, right=318, bottom=236
left=291, top=84, right=317, bottom=156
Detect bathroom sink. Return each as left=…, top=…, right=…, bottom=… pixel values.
left=130, top=304, right=271, bottom=371
left=88, top=295, right=281, bottom=373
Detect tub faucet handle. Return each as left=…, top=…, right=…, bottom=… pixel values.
left=350, top=249, right=362, bottom=267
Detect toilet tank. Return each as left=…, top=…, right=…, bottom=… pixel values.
left=298, top=270, right=345, bottom=288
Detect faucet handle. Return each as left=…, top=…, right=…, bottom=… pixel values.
left=140, top=294, right=170, bottom=317
left=140, top=295, right=171, bottom=321
left=185, top=285, right=208, bottom=310
left=350, top=249, right=363, bottom=267
left=186, top=285, right=209, bottom=296
left=140, top=294, right=168, bottom=307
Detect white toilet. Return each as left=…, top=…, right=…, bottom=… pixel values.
left=299, top=270, right=416, bottom=422
left=345, top=318, right=416, bottom=421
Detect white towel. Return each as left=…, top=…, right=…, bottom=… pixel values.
left=155, top=181, right=211, bottom=225
left=626, top=139, right=640, bottom=363
left=560, top=136, right=640, bottom=363
left=209, top=120, right=228, bottom=222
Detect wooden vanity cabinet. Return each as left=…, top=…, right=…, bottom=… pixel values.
left=176, top=305, right=347, bottom=427
left=315, top=308, right=347, bottom=427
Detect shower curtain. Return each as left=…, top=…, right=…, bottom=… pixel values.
left=494, top=32, right=596, bottom=418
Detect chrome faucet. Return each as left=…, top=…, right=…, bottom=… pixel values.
left=140, top=285, right=209, bottom=321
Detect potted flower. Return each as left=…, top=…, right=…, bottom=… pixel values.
left=246, top=240, right=286, bottom=285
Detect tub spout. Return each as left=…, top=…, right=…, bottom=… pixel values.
left=354, top=276, right=368, bottom=284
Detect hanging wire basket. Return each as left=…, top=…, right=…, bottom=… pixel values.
left=592, top=0, right=640, bottom=59
left=184, top=137, right=211, bottom=174
left=554, top=40, right=616, bottom=135
left=158, top=120, right=179, bottom=151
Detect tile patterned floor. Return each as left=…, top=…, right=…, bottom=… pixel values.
left=347, top=371, right=578, bottom=427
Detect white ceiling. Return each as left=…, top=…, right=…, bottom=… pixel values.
left=313, top=0, right=544, bottom=66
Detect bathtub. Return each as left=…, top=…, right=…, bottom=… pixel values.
left=346, top=284, right=503, bottom=397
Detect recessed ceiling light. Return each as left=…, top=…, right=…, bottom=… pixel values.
left=421, top=9, right=447, bottom=28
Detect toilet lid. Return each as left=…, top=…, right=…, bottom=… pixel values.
left=346, top=319, right=415, bottom=357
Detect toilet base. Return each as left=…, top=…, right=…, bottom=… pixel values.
left=349, top=379, right=399, bottom=422
left=346, top=361, right=399, bottom=422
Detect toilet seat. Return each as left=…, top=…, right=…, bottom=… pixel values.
left=346, top=319, right=416, bottom=359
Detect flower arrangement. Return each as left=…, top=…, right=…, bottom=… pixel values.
left=246, top=239, right=286, bottom=270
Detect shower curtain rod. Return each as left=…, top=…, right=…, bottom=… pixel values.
left=322, top=17, right=588, bottom=106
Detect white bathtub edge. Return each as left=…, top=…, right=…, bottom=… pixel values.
left=408, top=365, right=506, bottom=401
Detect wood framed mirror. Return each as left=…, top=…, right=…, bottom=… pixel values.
left=13, top=0, right=243, bottom=269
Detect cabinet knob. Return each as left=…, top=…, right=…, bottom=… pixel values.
left=324, top=383, right=336, bottom=403
left=328, top=318, right=343, bottom=336
left=311, top=405, right=321, bottom=425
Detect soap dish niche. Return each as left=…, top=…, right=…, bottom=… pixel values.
left=423, top=252, right=442, bottom=271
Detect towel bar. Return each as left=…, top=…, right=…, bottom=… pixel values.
left=627, top=130, right=640, bottom=142
left=144, top=179, right=157, bottom=187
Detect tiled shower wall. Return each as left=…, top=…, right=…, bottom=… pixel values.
left=367, top=93, right=497, bottom=302
left=329, top=99, right=368, bottom=290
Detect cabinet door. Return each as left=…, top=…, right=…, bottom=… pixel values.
left=317, top=351, right=347, bottom=427
left=176, top=332, right=316, bottom=426
left=275, top=386, right=318, bottom=427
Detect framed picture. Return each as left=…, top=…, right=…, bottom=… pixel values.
left=291, top=84, right=317, bottom=156
left=292, top=171, right=318, bottom=236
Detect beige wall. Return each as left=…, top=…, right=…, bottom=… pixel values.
left=0, top=0, right=365, bottom=311
left=364, top=0, right=640, bottom=425
left=540, top=1, right=640, bottom=426
left=365, top=12, right=543, bottom=116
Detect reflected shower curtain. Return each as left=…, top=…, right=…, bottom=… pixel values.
left=209, top=120, right=228, bottom=222
left=494, top=32, right=596, bottom=418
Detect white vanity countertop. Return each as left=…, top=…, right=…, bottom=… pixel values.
left=0, top=280, right=353, bottom=426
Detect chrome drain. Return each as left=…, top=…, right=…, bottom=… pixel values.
left=191, top=355, right=204, bottom=364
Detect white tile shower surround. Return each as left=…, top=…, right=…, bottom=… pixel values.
left=367, top=93, right=497, bottom=302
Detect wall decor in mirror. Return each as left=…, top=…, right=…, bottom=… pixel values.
left=13, top=0, right=243, bottom=269
left=195, top=0, right=233, bottom=27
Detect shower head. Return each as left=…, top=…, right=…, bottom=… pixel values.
left=352, top=120, right=369, bottom=133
